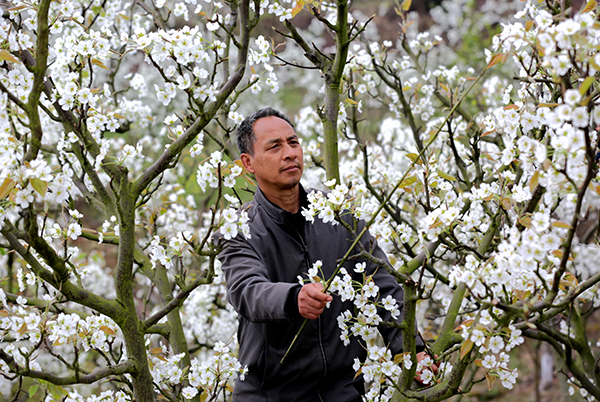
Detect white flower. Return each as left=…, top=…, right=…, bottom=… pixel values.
left=78, top=88, right=94, bottom=104
left=228, top=111, right=244, bottom=124
left=556, top=19, right=580, bottom=36
left=499, top=368, right=518, bottom=389
left=16, top=295, right=27, bottom=306
left=318, top=206, right=336, bottom=224
left=563, top=89, right=581, bottom=106
left=482, top=354, right=497, bottom=369
left=221, top=222, right=238, bottom=240
left=47, top=223, right=63, bottom=238
left=182, top=387, right=198, bottom=399
left=420, top=369, right=434, bottom=385
left=551, top=55, right=572, bottom=76
left=403, top=354, right=413, bottom=370
left=354, top=262, right=366, bottom=273
left=470, top=329, right=486, bottom=346
left=571, top=106, right=589, bottom=128
left=531, top=212, right=550, bottom=232
left=176, top=73, right=192, bottom=90
left=15, top=188, right=35, bottom=208
left=363, top=281, right=379, bottom=298
left=537, top=32, right=555, bottom=52
left=221, top=208, right=237, bottom=223
left=67, top=222, right=82, bottom=240
left=535, top=10, right=553, bottom=28
left=488, top=335, right=505, bottom=353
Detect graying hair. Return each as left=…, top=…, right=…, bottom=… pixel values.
left=237, top=107, right=294, bottom=155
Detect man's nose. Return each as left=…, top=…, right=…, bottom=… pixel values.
left=282, top=143, right=298, bottom=159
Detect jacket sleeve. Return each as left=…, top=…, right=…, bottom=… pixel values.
left=218, top=233, right=301, bottom=323
left=358, top=225, right=426, bottom=354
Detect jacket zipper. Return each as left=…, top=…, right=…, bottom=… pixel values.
left=285, top=217, right=329, bottom=379
left=317, top=315, right=328, bottom=377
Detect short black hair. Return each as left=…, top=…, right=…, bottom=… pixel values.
left=236, top=107, right=294, bottom=155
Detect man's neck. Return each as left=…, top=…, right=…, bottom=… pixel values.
left=260, top=185, right=301, bottom=213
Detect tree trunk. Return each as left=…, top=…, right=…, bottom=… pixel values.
left=323, top=82, right=341, bottom=183
left=122, top=314, right=157, bottom=401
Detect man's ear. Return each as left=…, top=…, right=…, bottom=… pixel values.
left=240, top=153, right=255, bottom=174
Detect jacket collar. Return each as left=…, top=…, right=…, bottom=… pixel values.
left=254, top=184, right=308, bottom=225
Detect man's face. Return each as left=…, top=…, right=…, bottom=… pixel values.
left=241, top=116, right=304, bottom=193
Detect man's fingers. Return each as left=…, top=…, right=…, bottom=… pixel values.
left=414, top=351, right=439, bottom=385
left=297, top=283, right=332, bottom=319
left=305, top=282, right=333, bottom=302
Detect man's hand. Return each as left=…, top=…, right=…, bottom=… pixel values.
left=297, top=282, right=333, bottom=320
left=415, top=351, right=438, bottom=385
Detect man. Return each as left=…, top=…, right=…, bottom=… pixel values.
left=217, top=107, right=427, bottom=401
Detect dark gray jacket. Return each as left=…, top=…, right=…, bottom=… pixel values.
left=217, top=186, right=420, bottom=402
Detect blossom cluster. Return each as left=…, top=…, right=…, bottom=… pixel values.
left=150, top=341, right=247, bottom=400
left=0, top=294, right=123, bottom=376
left=196, top=151, right=243, bottom=192
left=181, top=261, right=238, bottom=348
left=459, top=317, right=524, bottom=389
left=298, top=256, right=409, bottom=400
left=187, top=342, right=248, bottom=398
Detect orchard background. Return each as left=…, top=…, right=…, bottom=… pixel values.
left=1, top=0, right=600, bottom=401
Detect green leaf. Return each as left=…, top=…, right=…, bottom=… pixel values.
left=486, top=372, right=496, bottom=390
left=0, top=178, right=15, bottom=199
left=30, top=178, right=48, bottom=197
left=518, top=216, right=532, bottom=228
left=454, top=319, right=474, bottom=332
left=579, top=76, right=596, bottom=96
left=460, top=338, right=474, bottom=360
left=0, top=50, right=18, bottom=63
left=529, top=170, right=539, bottom=193
left=48, top=383, right=68, bottom=398
left=552, top=221, right=572, bottom=229
left=582, top=0, right=597, bottom=13
left=291, top=0, right=304, bottom=17
left=91, top=58, right=109, bottom=70
left=398, top=176, right=417, bottom=188
left=28, top=384, right=39, bottom=399
left=525, top=20, right=535, bottom=31
left=393, top=353, right=407, bottom=364
left=99, top=325, right=117, bottom=336
left=486, top=53, right=504, bottom=69
left=405, top=153, right=421, bottom=165
left=501, top=197, right=513, bottom=210
left=437, top=171, right=457, bottom=181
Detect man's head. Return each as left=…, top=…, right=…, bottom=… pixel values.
left=237, top=107, right=294, bottom=155
left=238, top=108, right=304, bottom=196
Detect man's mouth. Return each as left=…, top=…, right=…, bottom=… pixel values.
left=282, top=165, right=300, bottom=172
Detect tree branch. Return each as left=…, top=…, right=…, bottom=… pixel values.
left=131, top=0, right=253, bottom=200
left=0, top=349, right=136, bottom=386
left=1, top=222, right=122, bottom=319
